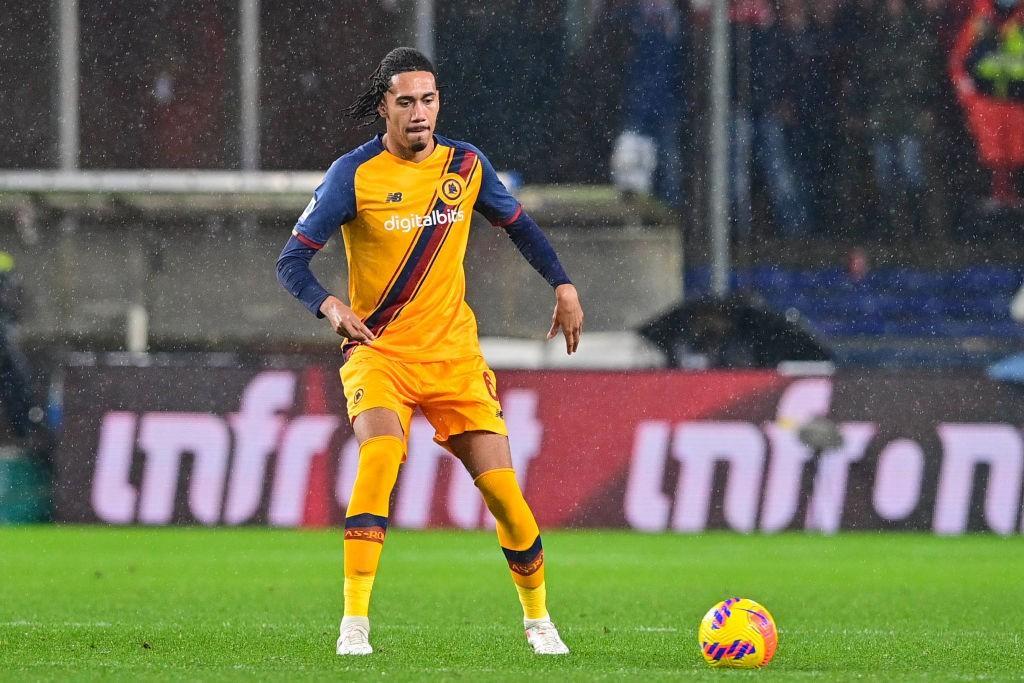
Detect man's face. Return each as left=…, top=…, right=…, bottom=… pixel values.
left=378, top=71, right=439, bottom=154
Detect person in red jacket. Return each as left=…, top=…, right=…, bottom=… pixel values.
left=950, top=0, right=1024, bottom=204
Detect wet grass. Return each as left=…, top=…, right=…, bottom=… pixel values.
left=1, top=527, right=1022, bottom=681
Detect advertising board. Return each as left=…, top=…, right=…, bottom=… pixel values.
left=54, top=363, right=1024, bottom=534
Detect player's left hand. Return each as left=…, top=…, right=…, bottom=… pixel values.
left=548, top=284, right=583, bottom=355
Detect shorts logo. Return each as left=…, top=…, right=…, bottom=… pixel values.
left=483, top=372, right=499, bottom=401
left=438, top=173, right=467, bottom=204
left=353, top=388, right=364, bottom=405
left=385, top=192, right=403, bottom=203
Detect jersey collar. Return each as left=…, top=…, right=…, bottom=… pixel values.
left=375, top=134, right=446, bottom=168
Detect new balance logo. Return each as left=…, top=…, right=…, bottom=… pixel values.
left=385, top=192, right=403, bottom=203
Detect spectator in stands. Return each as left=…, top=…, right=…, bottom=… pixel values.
left=730, top=0, right=813, bottom=237
left=557, top=0, right=635, bottom=185
left=917, top=0, right=967, bottom=236
left=846, top=245, right=871, bottom=283
left=779, top=0, right=839, bottom=233
left=855, top=0, right=937, bottom=232
left=825, top=0, right=879, bottom=235
left=145, top=3, right=225, bottom=168
left=810, top=1, right=852, bottom=230
left=614, top=0, right=688, bottom=209
left=0, top=251, right=33, bottom=440
left=950, top=0, right=1024, bottom=205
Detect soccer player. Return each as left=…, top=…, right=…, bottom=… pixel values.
left=276, top=47, right=583, bottom=656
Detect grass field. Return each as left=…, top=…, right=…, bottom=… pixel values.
left=1, top=527, right=1022, bottom=681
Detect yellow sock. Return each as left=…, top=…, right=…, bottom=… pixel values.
left=515, top=582, right=548, bottom=621
left=475, top=468, right=549, bottom=619
left=343, top=575, right=376, bottom=618
left=343, top=435, right=404, bottom=618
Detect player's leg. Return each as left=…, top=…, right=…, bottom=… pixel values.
left=345, top=409, right=405, bottom=610
left=337, top=408, right=406, bottom=655
left=337, top=351, right=413, bottom=655
left=447, top=431, right=569, bottom=655
left=421, top=356, right=569, bottom=654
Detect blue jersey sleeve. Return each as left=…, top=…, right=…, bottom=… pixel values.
left=504, top=210, right=572, bottom=288
left=292, top=157, right=358, bottom=249
left=465, top=144, right=522, bottom=227
left=276, top=236, right=332, bottom=318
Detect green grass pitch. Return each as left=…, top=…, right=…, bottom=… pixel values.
left=1, top=527, right=1022, bottom=681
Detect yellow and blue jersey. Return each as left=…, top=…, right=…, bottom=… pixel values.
left=292, top=135, right=522, bottom=361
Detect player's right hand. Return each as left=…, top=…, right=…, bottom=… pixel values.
left=320, top=296, right=377, bottom=342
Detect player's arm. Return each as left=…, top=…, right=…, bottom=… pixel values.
left=502, top=212, right=583, bottom=354
left=471, top=145, right=583, bottom=354
left=276, top=240, right=376, bottom=342
left=275, top=159, right=376, bottom=342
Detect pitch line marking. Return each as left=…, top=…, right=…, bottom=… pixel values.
left=0, top=620, right=114, bottom=628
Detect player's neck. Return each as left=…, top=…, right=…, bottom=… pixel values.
left=381, top=133, right=435, bottom=163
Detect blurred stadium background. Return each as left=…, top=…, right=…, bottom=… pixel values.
left=2, top=0, right=1024, bottom=532
left=2, top=0, right=1024, bottom=633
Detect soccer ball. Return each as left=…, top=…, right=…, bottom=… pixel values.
left=698, top=597, right=778, bottom=668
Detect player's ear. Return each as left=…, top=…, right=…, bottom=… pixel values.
left=377, top=99, right=387, bottom=119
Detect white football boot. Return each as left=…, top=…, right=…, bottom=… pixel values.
left=336, top=616, right=373, bottom=655
left=524, top=617, right=570, bottom=655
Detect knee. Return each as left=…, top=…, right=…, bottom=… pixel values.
left=481, top=491, right=520, bottom=520
left=357, top=455, right=399, bottom=484
left=348, top=436, right=404, bottom=515
left=475, top=468, right=530, bottom=521
left=356, top=436, right=404, bottom=477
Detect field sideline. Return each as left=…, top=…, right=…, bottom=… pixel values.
left=1, top=527, right=1021, bottom=681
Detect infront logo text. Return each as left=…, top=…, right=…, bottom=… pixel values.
left=89, top=371, right=541, bottom=528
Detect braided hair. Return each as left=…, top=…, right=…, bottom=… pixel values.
left=345, top=47, right=436, bottom=121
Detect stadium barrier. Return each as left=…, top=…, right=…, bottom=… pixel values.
left=54, top=358, right=1024, bottom=535
left=0, top=447, right=50, bottom=523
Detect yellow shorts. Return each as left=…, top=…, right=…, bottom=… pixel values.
left=339, top=347, right=508, bottom=450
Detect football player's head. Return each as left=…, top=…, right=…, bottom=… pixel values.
left=347, top=47, right=439, bottom=155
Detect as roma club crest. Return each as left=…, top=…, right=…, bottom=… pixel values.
left=438, top=173, right=466, bottom=204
